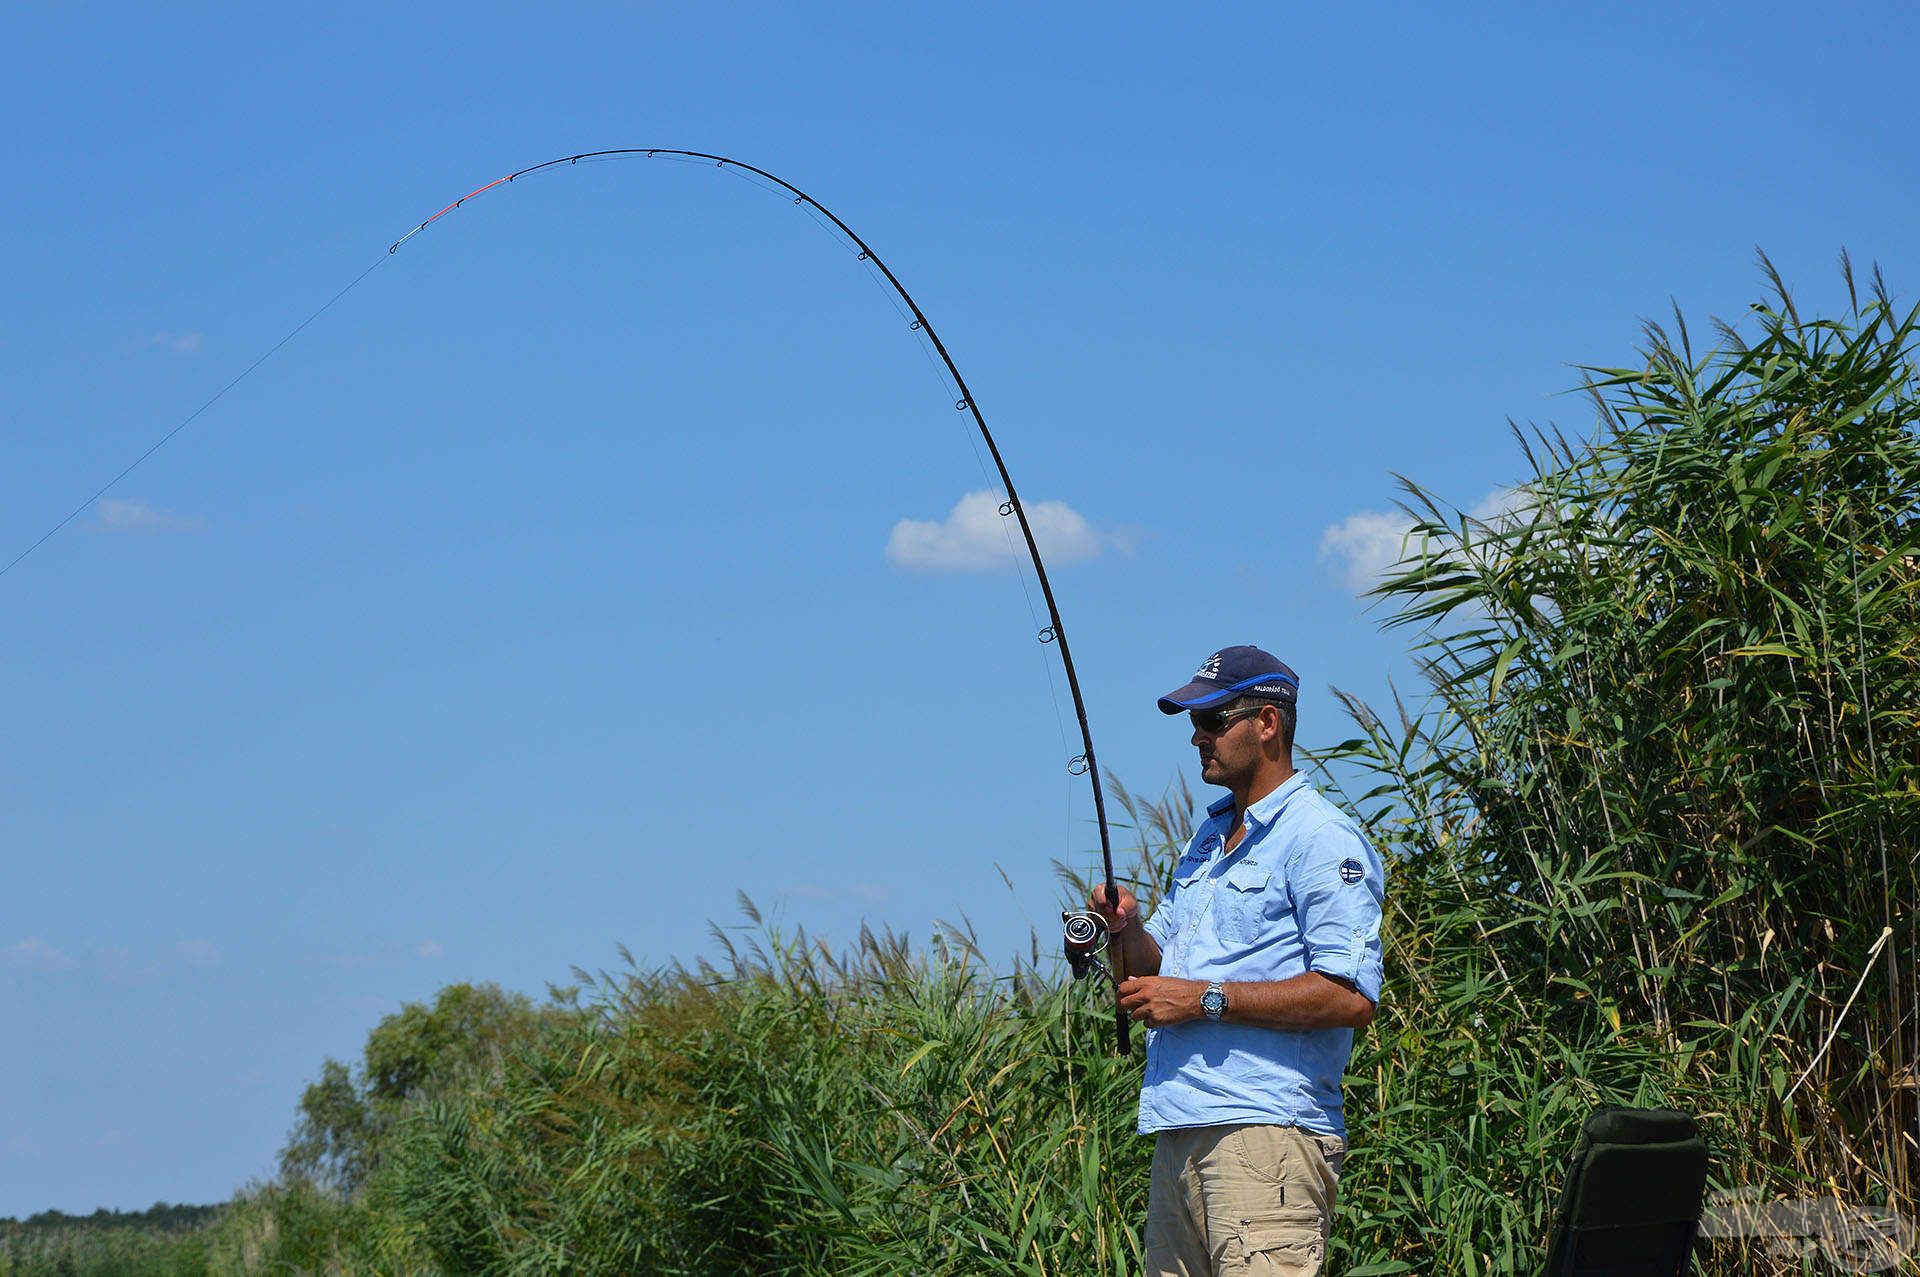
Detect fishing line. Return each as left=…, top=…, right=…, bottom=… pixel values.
left=11, top=147, right=1130, bottom=1053
left=0, top=255, right=390, bottom=582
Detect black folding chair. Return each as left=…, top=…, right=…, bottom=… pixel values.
left=1544, top=1105, right=1710, bottom=1276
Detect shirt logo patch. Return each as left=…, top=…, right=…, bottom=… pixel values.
left=1339, top=857, right=1365, bottom=885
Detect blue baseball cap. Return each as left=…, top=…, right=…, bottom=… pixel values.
left=1157, top=645, right=1300, bottom=713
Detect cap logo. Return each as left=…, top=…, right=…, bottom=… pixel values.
left=1194, top=652, right=1224, bottom=681
left=1339, top=857, right=1365, bottom=885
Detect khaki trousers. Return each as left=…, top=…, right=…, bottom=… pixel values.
left=1143, top=1124, right=1346, bottom=1276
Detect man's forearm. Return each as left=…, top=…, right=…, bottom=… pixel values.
left=1224, top=972, right=1373, bottom=1031
left=1116, top=969, right=1374, bottom=1029
left=1115, top=921, right=1162, bottom=976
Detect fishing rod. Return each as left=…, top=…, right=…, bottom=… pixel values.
left=13, top=148, right=1134, bottom=1055
left=407, top=151, right=1136, bottom=1054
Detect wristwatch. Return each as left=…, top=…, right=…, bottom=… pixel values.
left=1201, top=981, right=1227, bottom=1021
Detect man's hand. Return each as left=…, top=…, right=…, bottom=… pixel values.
left=1089, top=882, right=1140, bottom=933
left=1118, top=976, right=1204, bottom=1027
left=1088, top=883, right=1164, bottom=977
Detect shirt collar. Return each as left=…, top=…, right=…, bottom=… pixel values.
left=1205, top=772, right=1309, bottom=831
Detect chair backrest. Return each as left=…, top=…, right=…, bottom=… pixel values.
left=1544, top=1105, right=1709, bottom=1277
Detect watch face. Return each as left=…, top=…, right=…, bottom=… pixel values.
left=1202, top=988, right=1225, bottom=1017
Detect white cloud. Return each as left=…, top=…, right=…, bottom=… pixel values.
left=140, top=330, right=204, bottom=355
left=5, top=937, right=75, bottom=971
left=1320, top=487, right=1529, bottom=595
left=1319, top=508, right=1418, bottom=595
left=887, top=490, right=1105, bottom=573
left=96, top=497, right=203, bottom=534
left=1469, top=486, right=1535, bottom=526
left=416, top=940, right=445, bottom=960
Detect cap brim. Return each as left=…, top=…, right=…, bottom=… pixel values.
left=1157, top=681, right=1243, bottom=713
left=1158, top=671, right=1300, bottom=713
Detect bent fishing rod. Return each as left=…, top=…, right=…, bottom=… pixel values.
left=10, top=148, right=1134, bottom=1054
left=406, top=151, right=1138, bottom=1054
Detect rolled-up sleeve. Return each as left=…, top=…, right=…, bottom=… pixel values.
left=1286, top=819, right=1385, bottom=1004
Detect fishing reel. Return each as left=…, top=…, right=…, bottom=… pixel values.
left=1061, top=910, right=1116, bottom=985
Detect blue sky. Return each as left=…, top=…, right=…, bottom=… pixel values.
left=3, top=2, right=1915, bottom=1216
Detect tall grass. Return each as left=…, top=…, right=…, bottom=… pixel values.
left=0, top=1226, right=212, bottom=1277
left=358, top=912, right=1154, bottom=1275
left=1318, top=257, right=1918, bottom=1274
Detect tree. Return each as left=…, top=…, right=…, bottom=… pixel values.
left=280, top=982, right=557, bottom=1195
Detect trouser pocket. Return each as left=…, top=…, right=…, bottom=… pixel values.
left=1224, top=1124, right=1341, bottom=1227
left=1228, top=1222, right=1326, bottom=1275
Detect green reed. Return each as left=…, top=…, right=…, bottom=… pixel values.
left=1319, top=255, right=1917, bottom=1275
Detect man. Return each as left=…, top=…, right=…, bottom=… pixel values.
left=1089, top=645, right=1385, bottom=1276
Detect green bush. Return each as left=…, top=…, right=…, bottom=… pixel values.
left=360, top=915, right=1152, bottom=1275
left=0, top=1206, right=217, bottom=1277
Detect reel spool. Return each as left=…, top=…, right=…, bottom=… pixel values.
left=1061, top=910, right=1115, bottom=984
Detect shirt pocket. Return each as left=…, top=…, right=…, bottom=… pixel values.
left=1216, top=861, right=1274, bottom=944
left=1154, top=860, right=1207, bottom=947
left=1169, top=859, right=1207, bottom=905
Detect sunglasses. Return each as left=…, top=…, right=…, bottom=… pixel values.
left=1188, top=703, right=1269, bottom=734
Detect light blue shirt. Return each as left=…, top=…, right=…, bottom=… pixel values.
left=1138, top=772, right=1385, bottom=1138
